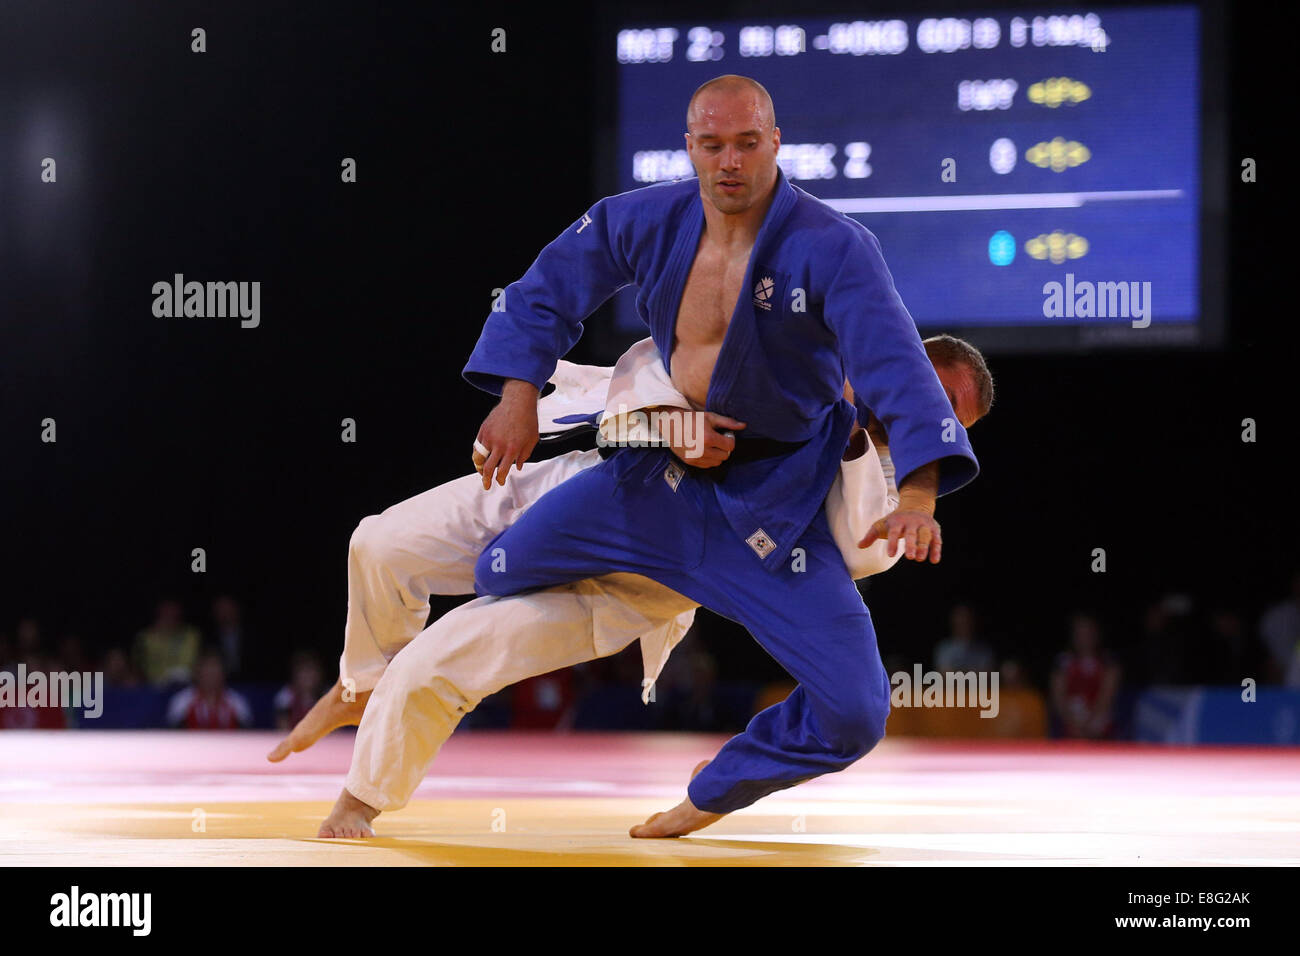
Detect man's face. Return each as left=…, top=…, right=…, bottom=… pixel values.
left=295, top=661, right=322, bottom=691
left=934, top=363, right=981, bottom=429
left=685, top=91, right=780, bottom=214
left=157, top=601, right=182, bottom=630
left=197, top=658, right=224, bottom=692
left=1071, top=617, right=1100, bottom=655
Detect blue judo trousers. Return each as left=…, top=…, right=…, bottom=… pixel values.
left=475, top=444, right=892, bottom=816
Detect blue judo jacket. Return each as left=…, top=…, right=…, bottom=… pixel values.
left=464, top=167, right=979, bottom=571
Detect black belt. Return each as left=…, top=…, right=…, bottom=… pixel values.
left=722, top=434, right=806, bottom=464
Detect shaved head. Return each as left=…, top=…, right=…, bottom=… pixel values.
left=684, top=74, right=781, bottom=216
left=686, top=75, right=776, bottom=134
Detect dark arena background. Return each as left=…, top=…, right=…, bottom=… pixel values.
left=0, top=0, right=1294, bottom=915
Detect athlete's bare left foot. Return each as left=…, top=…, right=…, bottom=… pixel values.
left=630, top=760, right=725, bottom=838
left=318, top=787, right=380, bottom=838
left=267, top=678, right=371, bottom=762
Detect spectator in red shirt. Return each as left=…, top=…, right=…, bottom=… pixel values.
left=0, top=617, right=66, bottom=730
left=166, top=649, right=251, bottom=730
left=1050, top=613, right=1121, bottom=739
left=275, top=652, right=324, bottom=731
left=510, top=670, right=576, bottom=730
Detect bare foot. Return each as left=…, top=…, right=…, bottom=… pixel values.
left=318, top=788, right=380, bottom=838
left=630, top=759, right=725, bottom=838
left=267, top=678, right=371, bottom=762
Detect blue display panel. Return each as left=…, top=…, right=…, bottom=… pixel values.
left=611, top=7, right=1204, bottom=350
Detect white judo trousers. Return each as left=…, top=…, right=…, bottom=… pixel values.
left=342, top=450, right=702, bottom=811
left=339, top=339, right=901, bottom=811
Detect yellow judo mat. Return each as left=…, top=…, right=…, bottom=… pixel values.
left=2, top=731, right=1297, bottom=866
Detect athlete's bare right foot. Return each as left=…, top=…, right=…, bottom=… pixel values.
left=267, top=678, right=371, bottom=763
left=318, top=787, right=380, bottom=838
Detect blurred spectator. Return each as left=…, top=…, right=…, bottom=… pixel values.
left=1050, top=613, right=1121, bottom=739
left=986, top=659, right=1047, bottom=738
left=275, top=652, right=323, bottom=730
left=55, top=634, right=90, bottom=674
left=1191, top=608, right=1250, bottom=684
left=15, top=617, right=47, bottom=668
left=660, top=644, right=725, bottom=731
left=882, top=651, right=908, bottom=678
left=934, top=604, right=994, bottom=674
left=511, top=670, right=576, bottom=729
left=102, top=648, right=141, bottom=688
left=165, top=649, right=251, bottom=729
left=1137, top=594, right=1195, bottom=685
left=1259, top=569, right=1300, bottom=684
left=0, top=619, right=67, bottom=730
left=211, top=595, right=246, bottom=678
left=134, top=599, right=201, bottom=687
left=1285, top=649, right=1300, bottom=688
left=1279, top=617, right=1300, bottom=688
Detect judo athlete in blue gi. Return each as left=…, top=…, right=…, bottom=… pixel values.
left=467, top=76, right=979, bottom=836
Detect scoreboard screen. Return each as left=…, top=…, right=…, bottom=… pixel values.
left=607, top=6, right=1213, bottom=352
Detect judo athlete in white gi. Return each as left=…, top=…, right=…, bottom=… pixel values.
left=465, top=75, right=980, bottom=837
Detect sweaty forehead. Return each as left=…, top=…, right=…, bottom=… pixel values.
left=688, top=92, right=771, bottom=132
